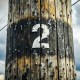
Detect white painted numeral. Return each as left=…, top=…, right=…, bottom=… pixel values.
left=32, top=24, right=49, bottom=48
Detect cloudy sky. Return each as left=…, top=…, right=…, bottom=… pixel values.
left=72, top=0, right=80, bottom=72
left=0, top=0, right=80, bottom=79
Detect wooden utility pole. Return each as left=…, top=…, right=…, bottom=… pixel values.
left=5, top=0, right=76, bottom=80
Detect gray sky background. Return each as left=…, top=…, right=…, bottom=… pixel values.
left=0, top=0, right=80, bottom=79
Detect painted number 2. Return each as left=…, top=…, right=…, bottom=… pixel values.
left=32, top=24, right=49, bottom=48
